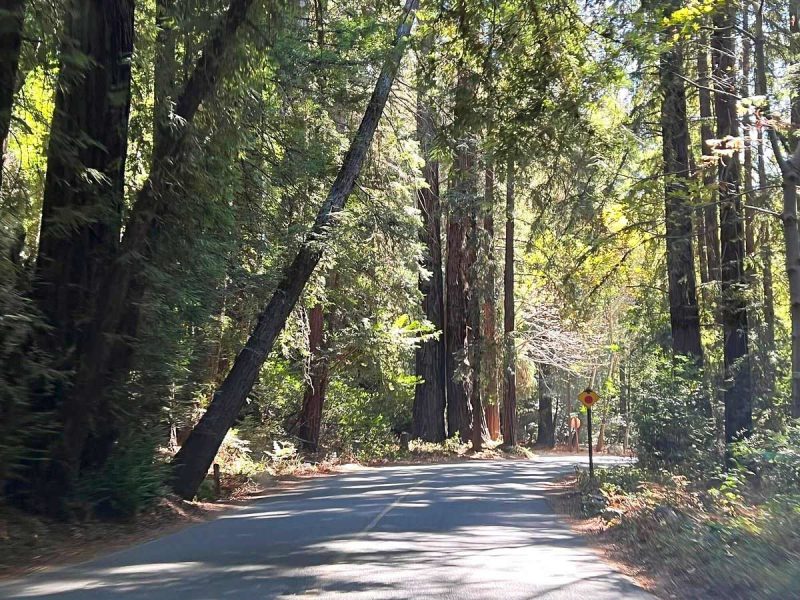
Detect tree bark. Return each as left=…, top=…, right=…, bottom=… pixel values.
left=535, top=364, right=555, bottom=448
left=297, top=304, right=329, bottom=452
left=659, top=26, right=703, bottom=360
left=170, top=0, right=419, bottom=499
left=411, top=75, right=446, bottom=443
left=0, top=0, right=25, bottom=191
left=31, top=0, right=135, bottom=503
left=501, top=159, right=517, bottom=447
left=482, top=166, right=500, bottom=440
left=43, top=0, right=260, bottom=483
left=468, top=202, right=484, bottom=452
left=698, top=33, right=721, bottom=282
left=713, top=2, right=752, bottom=444
left=445, top=59, right=479, bottom=441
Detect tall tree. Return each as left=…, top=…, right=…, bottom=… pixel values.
left=28, top=0, right=262, bottom=505
left=501, top=159, right=517, bottom=447
left=659, top=5, right=703, bottom=360
left=482, top=166, right=500, bottom=440
left=171, top=0, right=419, bottom=499
left=411, top=83, right=446, bottom=442
left=31, top=0, right=135, bottom=505
left=445, top=10, right=479, bottom=440
left=713, top=0, right=752, bottom=443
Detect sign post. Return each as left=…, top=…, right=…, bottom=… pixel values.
left=578, top=388, right=600, bottom=479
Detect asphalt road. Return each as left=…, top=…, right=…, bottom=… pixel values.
left=0, top=455, right=655, bottom=599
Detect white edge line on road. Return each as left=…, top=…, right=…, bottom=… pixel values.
left=360, top=478, right=431, bottom=535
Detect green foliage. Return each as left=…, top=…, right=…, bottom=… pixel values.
left=732, top=423, right=800, bottom=498
left=631, top=353, right=718, bottom=475
left=75, top=434, right=167, bottom=518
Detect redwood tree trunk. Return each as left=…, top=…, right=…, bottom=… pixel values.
left=297, top=304, right=329, bottom=452
left=47, top=0, right=260, bottom=482
left=31, top=0, right=135, bottom=503
left=0, top=0, right=25, bottom=190
left=482, top=167, right=500, bottom=440
left=501, top=160, right=517, bottom=447
left=467, top=175, right=485, bottom=452
left=445, top=69, right=478, bottom=441
left=659, top=24, right=703, bottom=360
left=411, top=82, right=446, bottom=443
left=713, top=2, right=752, bottom=444
left=170, top=0, right=419, bottom=499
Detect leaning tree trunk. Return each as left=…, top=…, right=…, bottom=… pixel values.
left=501, top=159, right=517, bottom=447
left=30, top=0, right=135, bottom=507
left=297, top=304, right=330, bottom=452
left=171, top=0, right=419, bottom=499
left=0, top=0, right=25, bottom=190
left=659, top=20, right=703, bottom=360
left=411, top=73, right=446, bottom=443
left=713, top=1, right=752, bottom=444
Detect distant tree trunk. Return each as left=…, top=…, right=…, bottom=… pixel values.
left=754, top=2, right=776, bottom=395
left=297, top=304, right=330, bottom=452
left=698, top=33, right=721, bottom=282
left=620, top=361, right=630, bottom=452
left=501, top=159, right=517, bottom=447
left=31, top=0, right=135, bottom=504
left=696, top=209, right=710, bottom=286
left=170, top=0, right=419, bottom=499
left=713, top=2, right=752, bottom=443
left=482, top=166, right=501, bottom=441
left=659, top=22, right=703, bottom=360
left=411, top=77, right=446, bottom=443
left=0, top=0, right=25, bottom=190
left=535, top=364, right=555, bottom=448
left=44, top=0, right=260, bottom=484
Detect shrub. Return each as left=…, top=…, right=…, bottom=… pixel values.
left=731, top=422, right=800, bottom=498
left=631, top=354, right=718, bottom=476
left=76, top=433, right=167, bottom=518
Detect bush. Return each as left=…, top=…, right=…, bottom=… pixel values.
left=732, top=422, right=800, bottom=498
left=76, top=433, right=167, bottom=518
left=631, top=354, right=718, bottom=476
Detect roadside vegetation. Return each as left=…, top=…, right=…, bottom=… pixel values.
left=555, top=374, right=800, bottom=600
left=1, top=0, right=800, bottom=592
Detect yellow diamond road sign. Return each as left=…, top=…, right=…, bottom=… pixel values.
left=578, top=389, right=599, bottom=408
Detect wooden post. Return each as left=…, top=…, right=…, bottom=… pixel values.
left=587, top=407, right=594, bottom=479
left=213, top=463, right=221, bottom=497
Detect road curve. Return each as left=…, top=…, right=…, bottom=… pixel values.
left=0, top=455, right=655, bottom=599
